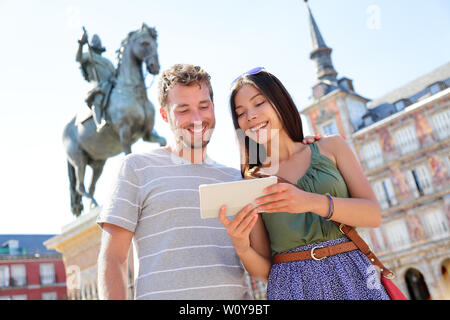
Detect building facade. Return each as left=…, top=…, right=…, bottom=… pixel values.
left=301, top=3, right=450, bottom=300
left=0, top=235, right=67, bottom=300
left=44, top=207, right=135, bottom=300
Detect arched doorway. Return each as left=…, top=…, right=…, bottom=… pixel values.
left=441, top=258, right=450, bottom=279
left=441, top=258, right=450, bottom=298
left=405, top=268, right=431, bottom=300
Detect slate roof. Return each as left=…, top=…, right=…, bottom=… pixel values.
left=368, top=62, right=450, bottom=109
left=0, top=234, right=59, bottom=256
left=358, top=62, right=450, bottom=130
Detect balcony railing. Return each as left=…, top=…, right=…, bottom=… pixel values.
left=396, top=138, right=420, bottom=156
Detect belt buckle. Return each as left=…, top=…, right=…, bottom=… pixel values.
left=311, top=245, right=326, bottom=261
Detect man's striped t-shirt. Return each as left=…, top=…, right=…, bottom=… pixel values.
left=97, top=147, right=253, bottom=300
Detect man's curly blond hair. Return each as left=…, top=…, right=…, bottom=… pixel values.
left=158, top=64, right=214, bottom=109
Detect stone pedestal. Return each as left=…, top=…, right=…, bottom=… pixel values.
left=44, top=206, right=134, bottom=300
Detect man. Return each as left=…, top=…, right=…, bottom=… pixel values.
left=76, top=31, right=115, bottom=132
left=97, top=64, right=320, bottom=300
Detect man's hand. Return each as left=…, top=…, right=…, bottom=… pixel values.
left=218, top=204, right=258, bottom=255
left=302, top=134, right=324, bottom=145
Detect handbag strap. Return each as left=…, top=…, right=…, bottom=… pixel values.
left=248, top=167, right=395, bottom=279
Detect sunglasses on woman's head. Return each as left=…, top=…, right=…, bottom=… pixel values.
left=230, top=67, right=266, bottom=87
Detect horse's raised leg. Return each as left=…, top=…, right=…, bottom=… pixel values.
left=119, top=124, right=133, bottom=155
left=143, top=129, right=167, bottom=146
left=88, top=159, right=106, bottom=209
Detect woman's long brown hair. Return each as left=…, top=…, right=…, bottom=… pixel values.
left=229, top=71, right=304, bottom=178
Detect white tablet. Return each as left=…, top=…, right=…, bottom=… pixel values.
left=199, top=176, right=277, bottom=219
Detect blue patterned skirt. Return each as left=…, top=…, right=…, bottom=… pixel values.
left=267, top=237, right=390, bottom=300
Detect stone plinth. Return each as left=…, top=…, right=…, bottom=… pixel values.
left=44, top=206, right=134, bottom=299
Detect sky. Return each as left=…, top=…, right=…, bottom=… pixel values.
left=0, top=0, right=449, bottom=235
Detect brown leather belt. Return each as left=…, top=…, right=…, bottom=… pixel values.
left=273, top=241, right=358, bottom=264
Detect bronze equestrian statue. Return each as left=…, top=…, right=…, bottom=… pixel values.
left=63, top=24, right=166, bottom=217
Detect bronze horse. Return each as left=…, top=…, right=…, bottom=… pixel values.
left=63, top=24, right=166, bottom=217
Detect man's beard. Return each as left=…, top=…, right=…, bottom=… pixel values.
left=176, top=126, right=215, bottom=150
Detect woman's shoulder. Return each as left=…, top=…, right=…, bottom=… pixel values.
left=315, top=134, right=349, bottom=162
left=317, top=134, right=346, bottom=147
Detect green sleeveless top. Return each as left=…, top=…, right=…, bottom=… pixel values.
left=261, top=142, right=348, bottom=255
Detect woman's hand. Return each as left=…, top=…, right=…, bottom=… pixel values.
left=254, top=183, right=316, bottom=214
left=218, top=204, right=259, bottom=255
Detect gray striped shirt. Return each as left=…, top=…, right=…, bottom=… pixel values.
left=97, top=148, right=253, bottom=300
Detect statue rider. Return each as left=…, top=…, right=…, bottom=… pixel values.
left=76, top=30, right=115, bottom=132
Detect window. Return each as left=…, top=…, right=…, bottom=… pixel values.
left=11, top=264, right=26, bottom=287
left=373, top=228, right=387, bottom=252
left=373, top=178, right=397, bottom=209
left=0, top=266, right=9, bottom=288
left=405, top=164, right=433, bottom=197
left=420, top=209, right=449, bottom=238
left=357, top=228, right=374, bottom=252
left=0, top=296, right=10, bottom=300
left=5, top=240, right=19, bottom=255
left=446, top=154, right=450, bottom=173
left=393, top=125, right=420, bottom=155
left=42, top=292, right=57, bottom=300
left=320, top=119, right=338, bottom=135
left=395, top=100, right=405, bottom=112
left=429, top=83, right=441, bottom=95
left=361, top=140, right=383, bottom=169
left=384, top=219, right=411, bottom=249
left=12, top=295, right=27, bottom=300
left=358, top=227, right=388, bottom=253
left=430, top=109, right=450, bottom=140
left=40, top=263, right=55, bottom=285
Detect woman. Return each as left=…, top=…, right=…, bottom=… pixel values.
left=218, top=67, right=390, bottom=300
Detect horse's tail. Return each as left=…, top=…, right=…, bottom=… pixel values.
left=68, top=161, right=83, bottom=217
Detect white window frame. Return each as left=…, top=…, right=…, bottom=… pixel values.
left=373, top=178, right=397, bottom=209
left=404, top=163, right=434, bottom=197
left=373, top=227, right=387, bottom=252
left=420, top=208, right=449, bottom=239
left=0, top=265, right=10, bottom=288
left=319, top=119, right=339, bottom=136
left=384, top=219, right=411, bottom=250
left=361, top=140, right=383, bottom=169
left=40, top=263, right=55, bottom=285
left=11, top=264, right=26, bottom=287
left=393, top=124, right=420, bottom=155
left=415, top=164, right=433, bottom=195
left=430, top=109, right=450, bottom=140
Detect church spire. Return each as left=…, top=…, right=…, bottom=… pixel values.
left=305, top=1, right=338, bottom=82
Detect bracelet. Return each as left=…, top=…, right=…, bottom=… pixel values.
left=325, top=193, right=334, bottom=221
